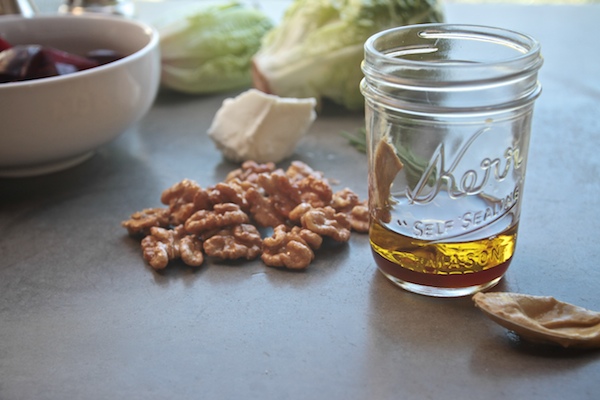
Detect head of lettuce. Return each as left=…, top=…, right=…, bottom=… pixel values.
left=159, top=2, right=273, bottom=94
left=252, top=0, right=444, bottom=111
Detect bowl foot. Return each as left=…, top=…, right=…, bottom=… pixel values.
left=0, top=152, right=94, bottom=178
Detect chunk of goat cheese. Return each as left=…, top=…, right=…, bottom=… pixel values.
left=207, top=89, right=317, bottom=163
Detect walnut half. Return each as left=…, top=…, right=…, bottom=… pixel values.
left=203, top=224, right=262, bottom=260
left=262, top=225, right=323, bottom=270
left=122, top=207, right=170, bottom=236
left=141, top=226, right=204, bottom=270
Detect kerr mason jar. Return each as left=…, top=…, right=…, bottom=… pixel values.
left=360, top=24, right=543, bottom=297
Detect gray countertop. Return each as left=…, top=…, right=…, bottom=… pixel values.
left=1, top=3, right=599, bottom=399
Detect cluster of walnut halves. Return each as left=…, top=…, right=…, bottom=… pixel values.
left=122, top=161, right=368, bottom=270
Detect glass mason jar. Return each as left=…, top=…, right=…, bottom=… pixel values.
left=360, top=24, right=543, bottom=297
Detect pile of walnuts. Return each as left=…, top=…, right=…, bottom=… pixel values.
left=122, top=161, right=368, bottom=270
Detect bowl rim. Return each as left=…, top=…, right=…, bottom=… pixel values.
left=0, top=13, right=159, bottom=88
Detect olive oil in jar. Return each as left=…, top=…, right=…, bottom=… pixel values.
left=369, top=220, right=517, bottom=295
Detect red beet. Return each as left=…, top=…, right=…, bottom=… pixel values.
left=0, top=40, right=123, bottom=83
left=0, top=37, right=12, bottom=51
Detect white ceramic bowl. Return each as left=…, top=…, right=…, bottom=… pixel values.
left=0, top=14, right=160, bottom=177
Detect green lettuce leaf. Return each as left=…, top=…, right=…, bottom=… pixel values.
left=252, top=0, right=444, bottom=110
left=159, top=2, right=273, bottom=94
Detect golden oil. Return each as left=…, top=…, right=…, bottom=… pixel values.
left=370, top=219, right=517, bottom=290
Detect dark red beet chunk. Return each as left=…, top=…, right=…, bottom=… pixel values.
left=0, top=37, right=12, bottom=51
left=44, top=46, right=100, bottom=71
left=0, top=45, right=99, bottom=83
left=0, top=39, right=123, bottom=83
left=0, top=46, right=53, bottom=82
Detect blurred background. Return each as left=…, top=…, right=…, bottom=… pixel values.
left=32, top=0, right=600, bottom=15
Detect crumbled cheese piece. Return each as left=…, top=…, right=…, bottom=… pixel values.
left=207, top=89, right=317, bottom=163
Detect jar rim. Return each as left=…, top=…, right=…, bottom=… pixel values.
left=361, top=24, right=543, bottom=114
left=364, top=23, right=542, bottom=73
